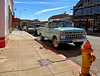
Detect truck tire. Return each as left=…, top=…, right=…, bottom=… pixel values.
left=40, top=34, right=44, bottom=41
left=52, top=37, right=60, bottom=49
left=74, top=42, right=83, bottom=47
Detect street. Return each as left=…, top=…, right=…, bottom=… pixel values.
left=0, top=0, right=100, bottom=76
left=34, top=34, right=100, bottom=75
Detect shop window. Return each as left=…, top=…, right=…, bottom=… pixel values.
left=75, top=9, right=82, bottom=15
left=92, top=6, right=100, bottom=14
left=83, top=8, right=91, bottom=15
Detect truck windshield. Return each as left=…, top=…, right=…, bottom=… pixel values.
left=35, top=25, right=41, bottom=27
left=28, top=26, right=34, bottom=28
left=53, top=21, right=71, bottom=28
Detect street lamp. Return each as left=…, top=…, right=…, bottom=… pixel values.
left=14, top=8, right=26, bottom=19
left=13, top=8, right=26, bottom=30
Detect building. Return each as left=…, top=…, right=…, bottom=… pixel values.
left=13, top=17, right=20, bottom=29
left=20, top=19, right=40, bottom=25
left=40, top=21, right=48, bottom=27
left=73, top=0, right=100, bottom=32
left=0, top=0, right=13, bottom=47
left=48, top=13, right=72, bottom=21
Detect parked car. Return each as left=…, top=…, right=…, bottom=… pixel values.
left=33, top=24, right=41, bottom=36
left=37, top=19, right=87, bottom=49
left=27, top=25, right=34, bottom=34
left=22, top=25, right=28, bottom=31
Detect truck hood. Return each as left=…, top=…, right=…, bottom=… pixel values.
left=28, top=28, right=34, bottom=30
left=53, top=27, right=85, bottom=32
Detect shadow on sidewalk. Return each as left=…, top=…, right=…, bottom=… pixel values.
left=36, top=39, right=82, bottom=58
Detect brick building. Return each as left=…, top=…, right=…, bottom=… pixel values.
left=48, top=13, right=72, bottom=21
left=72, top=0, right=100, bottom=32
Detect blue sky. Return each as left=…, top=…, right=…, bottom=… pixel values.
left=13, top=0, right=80, bottom=21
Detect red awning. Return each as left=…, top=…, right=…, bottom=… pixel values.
left=13, top=18, right=20, bottom=22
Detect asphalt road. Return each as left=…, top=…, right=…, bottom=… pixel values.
left=34, top=34, right=100, bottom=75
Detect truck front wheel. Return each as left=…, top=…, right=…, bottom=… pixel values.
left=40, top=34, right=44, bottom=41
left=74, top=42, right=83, bottom=46
left=52, top=37, right=60, bottom=49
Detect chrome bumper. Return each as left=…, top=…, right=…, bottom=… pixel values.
left=59, top=38, right=87, bottom=43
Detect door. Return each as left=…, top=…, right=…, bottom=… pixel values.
left=46, top=22, right=52, bottom=39
left=88, top=20, right=94, bottom=32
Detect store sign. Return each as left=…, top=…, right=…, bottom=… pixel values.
left=14, top=18, right=20, bottom=22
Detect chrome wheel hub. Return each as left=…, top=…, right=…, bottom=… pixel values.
left=53, top=39, right=58, bottom=47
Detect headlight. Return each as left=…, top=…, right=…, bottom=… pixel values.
left=82, top=34, right=86, bottom=37
left=82, top=31, right=87, bottom=37
left=83, top=31, right=87, bottom=34
left=83, top=31, right=85, bottom=33
left=61, top=35, right=66, bottom=39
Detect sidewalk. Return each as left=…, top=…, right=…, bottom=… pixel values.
left=0, top=31, right=80, bottom=76
left=87, top=32, right=100, bottom=37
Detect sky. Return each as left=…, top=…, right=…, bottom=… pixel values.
left=13, top=0, right=80, bottom=21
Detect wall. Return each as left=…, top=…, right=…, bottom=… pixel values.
left=5, top=0, right=9, bottom=36
left=0, top=0, right=5, bottom=38
left=0, top=0, right=10, bottom=47
left=74, top=0, right=100, bottom=15
left=73, top=0, right=100, bottom=32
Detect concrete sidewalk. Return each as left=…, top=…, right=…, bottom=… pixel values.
left=0, top=31, right=80, bottom=76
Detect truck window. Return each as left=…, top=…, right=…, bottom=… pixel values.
left=48, top=22, right=52, bottom=28
left=53, top=23, right=58, bottom=28
left=52, top=21, right=71, bottom=28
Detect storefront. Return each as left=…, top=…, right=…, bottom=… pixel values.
left=0, top=0, right=13, bottom=47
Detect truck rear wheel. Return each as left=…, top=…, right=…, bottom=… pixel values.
left=74, top=42, right=83, bottom=46
left=40, top=34, right=44, bottom=41
left=52, top=37, right=60, bottom=49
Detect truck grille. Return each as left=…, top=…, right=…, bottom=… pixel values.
left=65, top=31, right=84, bottom=39
left=66, top=34, right=83, bottom=39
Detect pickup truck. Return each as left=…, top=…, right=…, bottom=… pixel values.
left=37, top=19, right=87, bottom=49
left=33, top=24, right=41, bottom=36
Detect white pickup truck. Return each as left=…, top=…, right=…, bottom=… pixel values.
left=37, top=19, right=87, bottom=49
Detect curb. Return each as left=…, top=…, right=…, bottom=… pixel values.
left=35, top=39, right=95, bottom=76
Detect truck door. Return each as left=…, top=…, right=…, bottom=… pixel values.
left=46, top=22, right=52, bottom=39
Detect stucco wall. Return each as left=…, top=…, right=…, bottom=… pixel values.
left=0, top=0, right=10, bottom=47
left=0, top=0, right=5, bottom=37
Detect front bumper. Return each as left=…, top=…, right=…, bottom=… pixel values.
left=59, top=38, right=87, bottom=43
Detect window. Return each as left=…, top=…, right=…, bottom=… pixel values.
left=52, top=21, right=71, bottom=28
left=48, top=22, right=52, bottom=28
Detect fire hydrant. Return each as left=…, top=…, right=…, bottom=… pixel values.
left=79, top=40, right=96, bottom=76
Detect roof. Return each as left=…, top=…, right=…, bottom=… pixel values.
left=20, top=21, right=29, bottom=22
left=48, top=19, right=70, bottom=22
